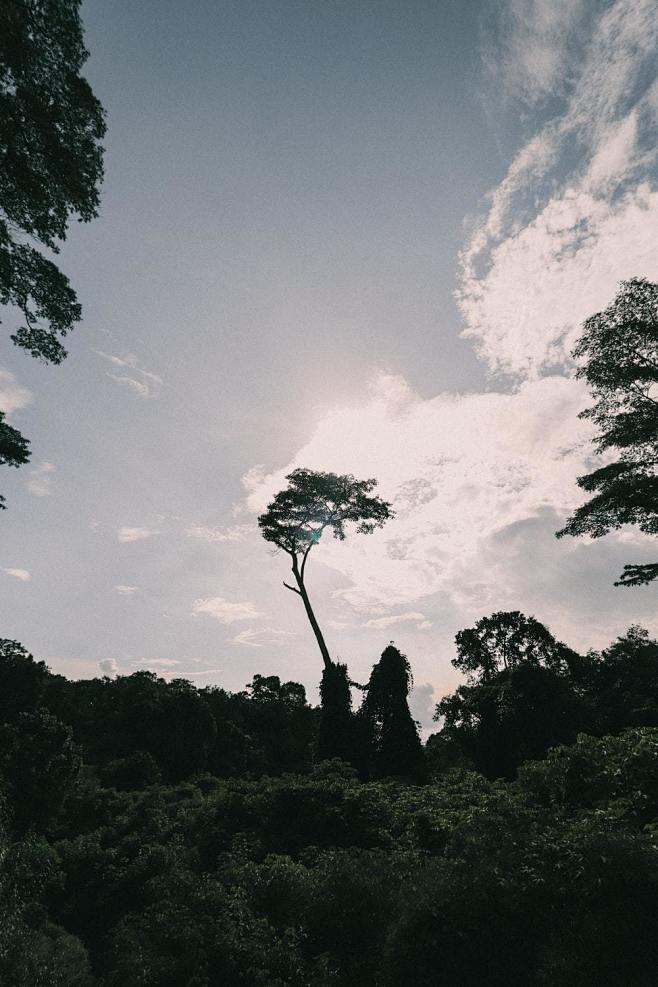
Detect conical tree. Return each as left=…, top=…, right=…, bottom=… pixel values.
left=360, top=644, right=425, bottom=781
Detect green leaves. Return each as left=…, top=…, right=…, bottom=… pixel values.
left=558, top=278, right=658, bottom=583
left=258, top=467, right=393, bottom=555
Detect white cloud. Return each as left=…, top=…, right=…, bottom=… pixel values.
left=27, top=461, right=56, bottom=497
left=99, top=658, right=118, bottom=677
left=118, top=526, right=159, bottom=543
left=2, top=567, right=30, bottom=582
left=107, top=373, right=150, bottom=398
left=185, top=524, right=248, bottom=543
left=0, top=368, right=32, bottom=415
left=97, top=350, right=139, bottom=368
left=192, top=596, right=265, bottom=624
left=100, top=352, right=164, bottom=397
left=131, top=657, right=180, bottom=668
left=461, top=0, right=658, bottom=378
left=244, top=372, right=596, bottom=611
left=232, top=627, right=296, bottom=648
left=482, top=0, right=589, bottom=106
left=364, top=611, right=432, bottom=630
left=114, top=584, right=138, bottom=595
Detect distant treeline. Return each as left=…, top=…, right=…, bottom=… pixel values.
left=2, top=620, right=658, bottom=984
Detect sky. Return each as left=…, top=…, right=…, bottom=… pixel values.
left=1, top=0, right=658, bottom=729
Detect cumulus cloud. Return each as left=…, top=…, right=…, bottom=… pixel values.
left=99, top=658, right=118, bottom=677
left=460, top=0, right=658, bottom=377
left=27, top=462, right=56, bottom=497
left=2, top=567, right=30, bottom=581
left=192, top=596, right=265, bottom=624
left=114, top=584, right=138, bottom=595
left=244, top=373, right=596, bottom=611
left=0, top=368, right=32, bottom=415
left=118, top=527, right=159, bottom=543
left=364, top=612, right=432, bottom=630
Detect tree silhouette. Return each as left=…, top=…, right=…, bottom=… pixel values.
left=0, top=414, right=30, bottom=509
left=258, top=467, right=393, bottom=668
left=452, top=611, right=578, bottom=683
left=0, top=0, right=105, bottom=505
left=557, top=278, right=658, bottom=586
left=317, top=662, right=355, bottom=763
left=360, top=645, right=425, bottom=780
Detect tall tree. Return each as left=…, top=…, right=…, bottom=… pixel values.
left=0, top=0, right=106, bottom=504
left=556, top=278, right=658, bottom=586
left=258, top=467, right=393, bottom=668
left=360, top=644, right=425, bottom=780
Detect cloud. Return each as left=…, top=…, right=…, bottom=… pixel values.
left=408, top=682, right=437, bottom=734
left=364, top=612, right=432, bottom=630
left=185, top=524, right=249, bottom=543
left=481, top=0, right=589, bottom=106
left=100, top=352, right=164, bottom=397
left=118, top=526, right=159, bottom=543
left=2, top=567, right=30, bottom=581
left=243, top=373, right=599, bottom=611
left=114, top=584, right=138, bottom=595
left=461, top=0, right=658, bottom=377
left=192, top=596, right=265, bottom=624
left=27, top=462, right=56, bottom=497
left=107, top=373, right=150, bottom=398
left=232, top=627, right=296, bottom=648
left=0, top=368, right=32, bottom=415
left=97, top=350, right=139, bottom=368
left=131, top=657, right=180, bottom=668
left=99, top=658, right=118, bottom=676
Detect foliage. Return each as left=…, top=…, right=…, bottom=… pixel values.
left=360, top=645, right=425, bottom=781
left=317, top=662, right=355, bottom=764
left=557, top=277, right=658, bottom=585
left=1, top=630, right=658, bottom=982
left=452, top=610, right=578, bottom=682
left=0, top=412, right=31, bottom=508
left=0, top=0, right=105, bottom=506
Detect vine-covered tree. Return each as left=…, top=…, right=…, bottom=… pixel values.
left=258, top=467, right=393, bottom=668
left=360, top=645, right=425, bottom=780
left=556, top=278, right=658, bottom=586
left=0, top=0, right=106, bottom=505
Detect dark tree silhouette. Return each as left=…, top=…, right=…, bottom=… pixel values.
left=0, top=414, right=30, bottom=508
left=452, top=610, right=579, bottom=683
left=0, top=0, right=105, bottom=505
left=317, top=662, right=355, bottom=763
left=258, top=467, right=393, bottom=668
left=360, top=645, right=425, bottom=780
left=556, top=278, right=658, bottom=586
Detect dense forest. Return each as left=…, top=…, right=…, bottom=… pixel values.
left=2, top=621, right=658, bottom=985
left=3, top=2, right=658, bottom=984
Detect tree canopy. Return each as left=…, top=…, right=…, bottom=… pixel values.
left=557, top=278, right=658, bottom=586
left=0, top=0, right=105, bottom=506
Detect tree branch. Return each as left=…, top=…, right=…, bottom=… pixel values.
left=283, top=580, right=301, bottom=595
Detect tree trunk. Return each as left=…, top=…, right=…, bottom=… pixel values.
left=291, top=555, right=332, bottom=669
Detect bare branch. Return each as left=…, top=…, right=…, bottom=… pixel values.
left=283, top=580, right=301, bottom=595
